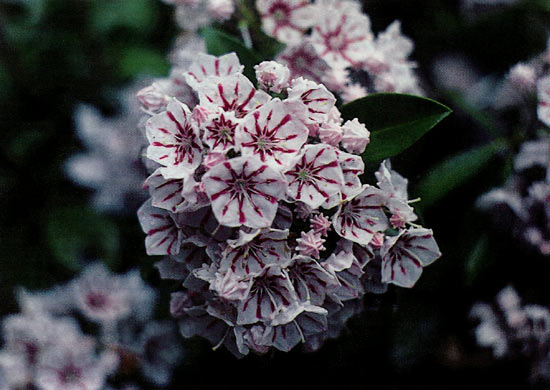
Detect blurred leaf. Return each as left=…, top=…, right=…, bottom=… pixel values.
left=465, top=233, right=491, bottom=285
left=118, top=46, right=169, bottom=79
left=6, top=127, right=50, bottom=163
left=415, top=139, right=506, bottom=208
left=89, top=0, right=157, bottom=35
left=341, top=93, right=452, bottom=164
left=201, top=26, right=263, bottom=81
left=46, top=206, right=119, bottom=271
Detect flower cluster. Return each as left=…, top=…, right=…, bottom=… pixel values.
left=0, top=263, right=182, bottom=389
left=137, top=52, right=441, bottom=355
left=471, top=286, right=550, bottom=382
left=66, top=84, right=149, bottom=213
left=263, top=0, right=423, bottom=101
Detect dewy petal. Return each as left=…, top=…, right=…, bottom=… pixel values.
left=198, top=73, right=271, bottom=118
left=138, top=200, right=184, bottom=255
left=236, top=98, right=309, bottom=167
left=381, top=228, right=441, bottom=288
left=220, top=228, right=291, bottom=277
left=146, top=99, right=203, bottom=172
left=285, top=144, right=344, bottom=209
left=332, top=185, right=389, bottom=246
left=184, top=52, right=244, bottom=91
left=202, top=156, right=287, bottom=228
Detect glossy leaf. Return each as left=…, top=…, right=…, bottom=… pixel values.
left=341, top=93, right=452, bottom=164
left=414, top=139, right=506, bottom=208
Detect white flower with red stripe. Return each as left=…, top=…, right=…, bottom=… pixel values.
left=146, top=100, right=203, bottom=175
left=381, top=228, right=441, bottom=288
left=287, top=77, right=336, bottom=125
left=202, top=156, right=287, bottom=228
left=310, top=0, right=373, bottom=69
left=285, top=144, right=344, bottom=209
left=137, top=200, right=185, bottom=255
left=184, top=52, right=244, bottom=90
left=332, top=185, right=389, bottom=246
left=236, top=98, right=309, bottom=167
left=198, top=73, right=271, bottom=119
left=203, top=111, right=239, bottom=153
left=256, top=0, right=315, bottom=45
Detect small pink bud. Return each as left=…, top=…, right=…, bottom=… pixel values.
left=319, top=122, right=342, bottom=146
left=341, top=118, right=370, bottom=154
left=254, top=61, right=291, bottom=93
left=137, top=84, right=170, bottom=113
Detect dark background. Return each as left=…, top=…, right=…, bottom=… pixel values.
left=0, top=0, right=549, bottom=388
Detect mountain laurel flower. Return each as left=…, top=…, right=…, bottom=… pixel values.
left=255, top=61, right=291, bottom=93
left=135, top=53, right=441, bottom=355
left=296, top=230, right=326, bottom=258
left=341, top=118, right=370, bottom=154
left=256, top=0, right=316, bottom=45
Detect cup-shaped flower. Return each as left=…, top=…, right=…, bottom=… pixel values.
left=184, top=52, right=244, bottom=90
left=285, top=144, right=344, bottom=209
left=202, top=156, right=287, bottom=228
left=236, top=98, right=309, bottom=167
left=145, top=99, right=203, bottom=173
left=256, top=0, right=315, bottom=45
left=237, top=265, right=298, bottom=325
left=287, top=78, right=336, bottom=124
left=202, top=111, right=240, bottom=153
left=198, top=73, right=271, bottom=118
left=220, top=228, right=291, bottom=277
left=310, top=0, right=373, bottom=69
left=332, top=185, right=389, bottom=246
left=138, top=200, right=185, bottom=255
left=380, top=228, right=441, bottom=288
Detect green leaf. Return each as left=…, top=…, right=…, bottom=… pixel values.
left=340, top=93, right=452, bottom=164
left=201, top=26, right=263, bottom=81
left=415, top=140, right=506, bottom=208
left=118, top=46, right=169, bottom=79
left=45, top=206, right=119, bottom=271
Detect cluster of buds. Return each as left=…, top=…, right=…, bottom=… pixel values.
left=471, top=286, right=550, bottom=382
left=0, top=263, right=182, bottom=389
left=137, top=52, right=441, bottom=355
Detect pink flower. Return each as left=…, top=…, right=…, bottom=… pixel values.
left=285, top=144, right=344, bottom=208
left=287, top=255, right=339, bottom=304
left=336, top=150, right=364, bottom=200
left=184, top=52, right=243, bottom=90
left=341, top=118, right=370, bottom=154
left=296, top=230, right=326, bottom=258
left=254, top=61, right=291, bottom=93
left=318, top=122, right=342, bottom=146
left=310, top=0, right=373, bottom=69
left=145, top=99, right=203, bottom=174
left=137, top=84, right=171, bottom=113
left=381, top=228, right=441, bottom=288
left=256, top=0, right=315, bottom=45
left=236, top=98, right=308, bottom=167
left=202, top=156, right=287, bottom=228
left=332, top=185, right=388, bottom=245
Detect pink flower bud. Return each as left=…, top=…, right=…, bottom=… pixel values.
left=254, top=61, right=291, bottom=93
left=341, top=118, right=370, bottom=154
left=137, top=84, right=170, bottom=113
left=318, top=122, right=342, bottom=146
